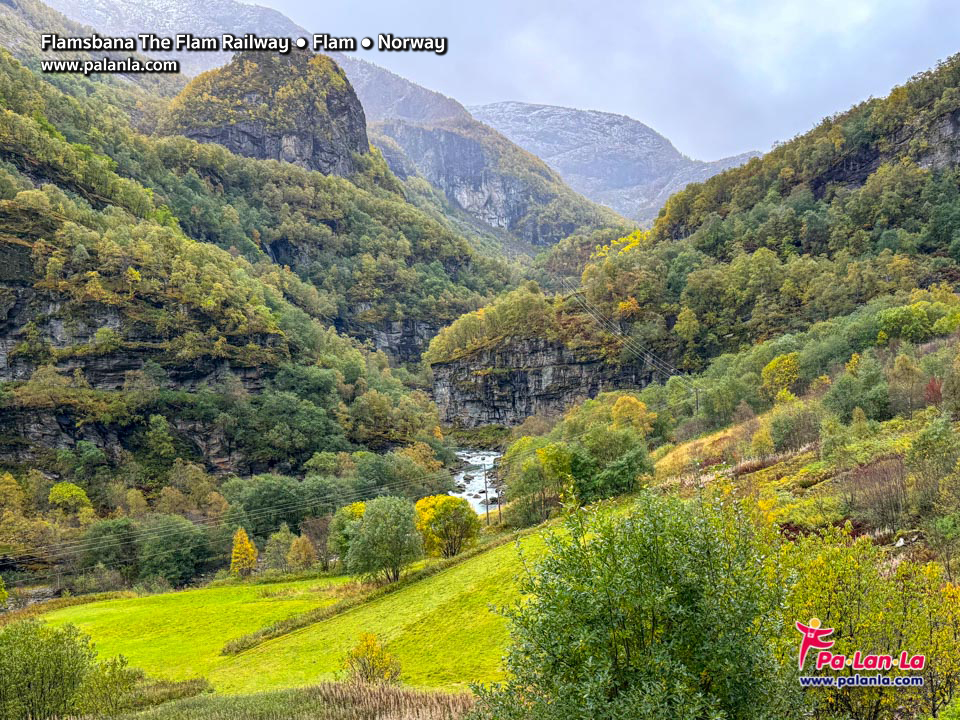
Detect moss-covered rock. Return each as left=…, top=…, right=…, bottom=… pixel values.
left=161, top=50, right=368, bottom=177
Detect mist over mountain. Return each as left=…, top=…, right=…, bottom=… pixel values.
left=470, top=102, right=760, bottom=223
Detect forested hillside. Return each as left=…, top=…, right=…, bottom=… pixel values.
left=0, top=35, right=515, bottom=594
left=0, top=42, right=517, bottom=356
left=430, top=53, right=960, bottom=374
left=2, top=2, right=960, bottom=718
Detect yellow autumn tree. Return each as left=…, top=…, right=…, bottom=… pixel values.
left=230, top=527, right=258, bottom=577
left=415, top=495, right=480, bottom=558
left=611, top=395, right=656, bottom=437
left=343, top=633, right=401, bottom=685
left=286, top=534, right=318, bottom=571
left=760, top=352, right=800, bottom=399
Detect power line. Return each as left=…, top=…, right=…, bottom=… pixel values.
left=559, top=278, right=701, bottom=400
left=4, top=469, right=459, bottom=589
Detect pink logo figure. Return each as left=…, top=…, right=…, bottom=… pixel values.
left=796, top=617, right=835, bottom=670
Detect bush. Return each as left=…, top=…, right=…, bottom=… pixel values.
left=132, top=575, right=173, bottom=596
left=0, top=621, right=95, bottom=719
left=67, top=563, right=126, bottom=595
left=907, top=413, right=960, bottom=513
left=840, top=456, right=907, bottom=529
left=473, top=495, right=796, bottom=720
left=342, top=633, right=401, bottom=685
left=769, top=400, right=822, bottom=452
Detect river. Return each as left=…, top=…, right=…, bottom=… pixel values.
left=450, top=449, right=502, bottom=518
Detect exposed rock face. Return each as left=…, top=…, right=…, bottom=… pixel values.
left=375, top=119, right=600, bottom=247
left=365, top=319, right=440, bottom=364
left=918, top=108, right=960, bottom=170
left=0, top=406, right=123, bottom=462
left=469, top=102, right=760, bottom=224
left=0, top=241, right=274, bottom=470
left=0, top=286, right=273, bottom=393
left=183, top=119, right=362, bottom=177
left=376, top=121, right=523, bottom=232
left=162, top=50, right=369, bottom=177
left=431, top=337, right=663, bottom=427
left=811, top=107, right=960, bottom=194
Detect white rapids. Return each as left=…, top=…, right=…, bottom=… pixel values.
left=450, top=449, right=502, bottom=516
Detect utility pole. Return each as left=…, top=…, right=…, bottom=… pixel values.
left=496, top=459, right=502, bottom=524
left=482, top=463, right=490, bottom=526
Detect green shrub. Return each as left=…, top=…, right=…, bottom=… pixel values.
left=0, top=621, right=96, bottom=720
left=473, top=494, right=796, bottom=720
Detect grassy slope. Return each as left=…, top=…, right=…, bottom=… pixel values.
left=44, top=535, right=544, bottom=694
left=653, top=406, right=928, bottom=531
left=44, top=577, right=352, bottom=682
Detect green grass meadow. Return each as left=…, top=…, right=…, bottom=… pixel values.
left=44, top=535, right=544, bottom=694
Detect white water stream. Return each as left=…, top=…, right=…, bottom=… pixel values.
left=450, top=449, right=502, bottom=516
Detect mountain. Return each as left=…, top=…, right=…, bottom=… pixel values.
left=0, top=0, right=184, bottom=103
left=469, top=102, right=759, bottom=223
left=430, top=52, right=960, bottom=425
left=330, top=54, right=469, bottom=125
left=40, top=0, right=630, bottom=250
left=161, top=50, right=369, bottom=177
left=44, top=0, right=302, bottom=76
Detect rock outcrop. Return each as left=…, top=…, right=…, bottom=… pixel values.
left=364, top=319, right=440, bottom=364
left=162, top=50, right=368, bottom=177
left=431, top=337, right=664, bottom=427
left=0, top=238, right=275, bottom=471
left=0, top=288, right=274, bottom=394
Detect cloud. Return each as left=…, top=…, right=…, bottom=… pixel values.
left=260, top=0, right=960, bottom=159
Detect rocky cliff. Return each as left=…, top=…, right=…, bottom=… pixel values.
left=0, top=238, right=276, bottom=469
left=161, top=50, right=369, bottom=177
left=374, top=118, right=627, bottom=247
left=469, top=102, right=760, bottom=224
left=431, top=337, right=663, bottom=427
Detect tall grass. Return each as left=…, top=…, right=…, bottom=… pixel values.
left=118, top=682, right=474, bottom=720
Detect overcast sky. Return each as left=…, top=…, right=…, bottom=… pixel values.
left=257, top=0, right=960, bottom=160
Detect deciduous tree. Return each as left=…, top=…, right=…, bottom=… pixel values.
left=415, top=495, right=480, bottom=558
left=346, top=497, right=421, bottom=583
left=230, top=527, right=258, bottom=578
